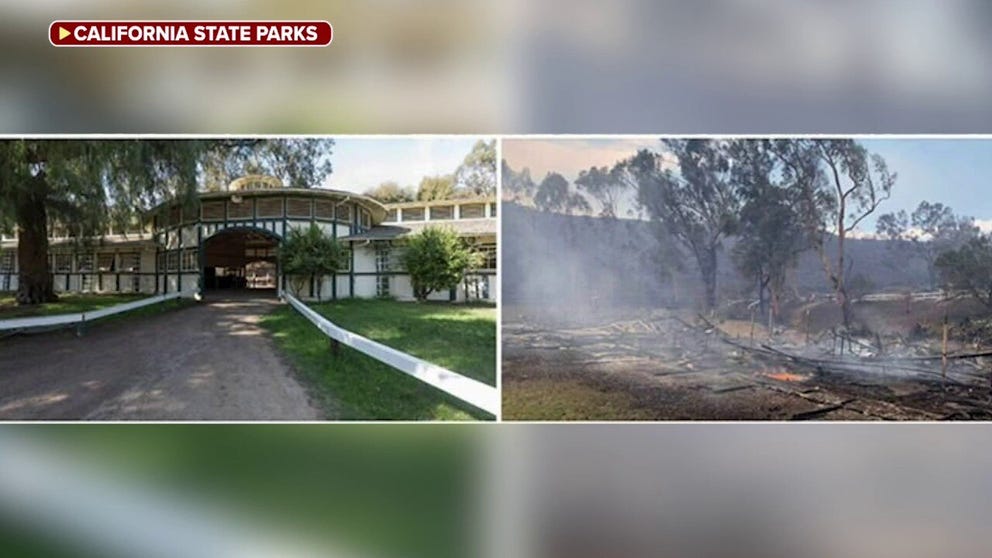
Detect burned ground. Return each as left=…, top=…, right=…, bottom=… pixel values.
left=502, top=301, right=992, bottom=421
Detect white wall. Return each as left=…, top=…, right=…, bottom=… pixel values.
left=353, top=245, right=377, bottom=273
left=353, top=275, right=377, bottom=298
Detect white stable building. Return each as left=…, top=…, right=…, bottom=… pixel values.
left=0, top=176, right=497, bottom=303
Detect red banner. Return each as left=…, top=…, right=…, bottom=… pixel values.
left=49, top=20, right=333, bottom=47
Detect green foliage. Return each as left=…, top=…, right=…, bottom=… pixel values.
left=730, top=140, right=809, bottom=319
left=620, top=141, right=739, bottom=310
left=402, top=226, right=482, bottom=301
left=278, top=224, right=344, bottom=300
left=936, top=235, right=992, bottom=309
left=876, top=201, right=978, bottom=289
left=453, top=139, right=496, bottom=196
left=0, top=139, right=335, bottom=305
left=767, top=138, right=895, bottom=326
left=416, top=174, right=455, bottom=201
left=364, top=180, right=415, bottom=203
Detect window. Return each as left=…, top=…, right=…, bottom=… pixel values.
left=157, top=252, right=166, bottom=271
left=201, top=201, right=225, bottom=221
left=286, top=198, right=312, bottom=218
left=339, top=248, right=352, bottom=272
left=314, top=199, right=335, bottom=219
left=167, top=251, right=179, bottom=272
left=120, top=252, right=140, bottom=272
left=386, top=209, right=399, bottom=222
left=182, top=248, right=199, bottom=271
left=245, top=247, right=276, bottom=259
left=169, top=206, right=182, bottom=225
left=479, top=244, right=497, bottom=270
left=0, top=251, right=14, bottom=273
left=361, top=210, right=371, bottom=229
left=1, top=251, right=12, bottom=290
left=76, top=254, right=94, bottom=272
left=227, top=199, right=252, bottom=220
left=98, top=253, right=115, bottom=272
left=54, top=253, right=72, bottom=273
left=401, top=207, right=424, bottom=221
left=376, top=275, right=390, bottom=297
left=256, top=197, right=284, bottom=218
left=335, top=204, right=352, bottom=222
left=489, top=202, right=497, bottom=217
left=375, top=242, right=391, bottom=272
left=459, top=204, right=485, bottom=219
left=430, top=205, right=453, bottom=220
left=374, top=243, right=392, bottom=297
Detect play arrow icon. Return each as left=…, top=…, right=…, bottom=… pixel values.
left=58, top=26, right=69, bottom=40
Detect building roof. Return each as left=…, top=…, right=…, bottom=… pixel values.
left=343, top=218, right=496, bottom=242
left=146, top=186, right=389, bottom=224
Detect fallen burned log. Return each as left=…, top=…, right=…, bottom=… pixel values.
left=691, top=312, right=990, bottom=387
left=876, top=350, right=992, bottom=363
left=753, top=344, right=962, bottom=382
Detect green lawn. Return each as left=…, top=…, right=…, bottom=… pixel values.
left=0, top=293, right=192, bottom=327
left=260, top=298, right=497, bottom=421
left=0, top=293, right=146, bottom=319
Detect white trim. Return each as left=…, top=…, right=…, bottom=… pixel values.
left=0, top=292, right=188, bottom=332
left=284, top=293, right=498, bottom=416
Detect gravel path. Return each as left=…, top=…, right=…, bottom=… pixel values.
left=0, top=294, right=322, bottom=420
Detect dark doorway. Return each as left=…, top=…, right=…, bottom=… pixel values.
left=202, top=228, right=279, bottom=294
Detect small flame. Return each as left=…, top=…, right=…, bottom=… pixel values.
left=764, top=369, right=806, bottom=382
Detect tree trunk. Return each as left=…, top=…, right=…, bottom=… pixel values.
left=697, top=247, right=718, bottom=311
left=838, top=286, right=853, bottom=329
left=15, top=185, right=57, bottom=305
left=756, top=276, right=768, bottom=324
left=836, top=205, right=850, bottom=328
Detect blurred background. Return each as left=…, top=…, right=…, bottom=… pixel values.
left=5, top=0, right=992, bottom=132
left=2, top=425, right=991, bottom=557
left=4, top=1, right=991, bottom=556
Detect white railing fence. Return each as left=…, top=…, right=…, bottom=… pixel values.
left=283, top=293, right=498, bottom=417
left=0, top=292, right=188, bottom=333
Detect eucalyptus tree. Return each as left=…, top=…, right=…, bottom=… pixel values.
left=770, top=139, right=895, bottom=327
left=621, top=140, right=739, bottom=311
left=876, top=201, right=978, bottom=290
left=0, top=138, right=334, bottom=305
left=365, top=181, right=416, bottom=203
left=454, top=139, right=496, bottom=196
left=534, top=172, right=590, bottom=215
left=729, top=140, right=808, bottom=323
left=501, top=160, right=536, bottom=203
left=574, top=164, right=628, bottom=218
left=936, top=235, right=992, bottom=310
left=417, top=174, right=455, bottom=201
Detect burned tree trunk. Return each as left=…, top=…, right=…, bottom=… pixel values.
left=696, top=245, right=718, bottom=312
left=15, top=182, right=57, bottom=305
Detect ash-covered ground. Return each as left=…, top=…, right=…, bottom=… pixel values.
left=502, top=302, right=992, bottom=421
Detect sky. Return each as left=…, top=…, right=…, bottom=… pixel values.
left=321, top=137, right=489, bottom=194
left=502, top=137, right=992, bottom=231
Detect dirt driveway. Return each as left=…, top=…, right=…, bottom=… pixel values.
left=0, top=293, right=322, bottom=420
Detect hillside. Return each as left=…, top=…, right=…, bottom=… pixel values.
left=502, top=202, right=931, bottom=309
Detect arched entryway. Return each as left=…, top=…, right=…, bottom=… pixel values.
left=202, top=228, right=280, bottom=294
